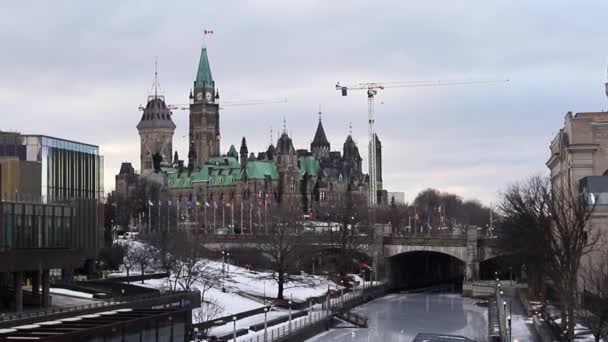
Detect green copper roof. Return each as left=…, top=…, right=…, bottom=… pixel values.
left=167, top=158, right=280, bottom=189
left=194, top=48, right=214, bottom=89
left=298, top=156, right=320, bottom=179
left=245, top=161, right=279, bottom=180
left=167, top=172, right=193, bottom=189
left=161, top=166, right=177, bottom=174
left=227, top=145, right=238, bottom=158
left=207, top=156, right=240, bottom=169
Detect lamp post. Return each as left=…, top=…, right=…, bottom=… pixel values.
left=222, top=251, right=226, bottom=292
left=288, top=298, right=292, bottom=334
left=232, top=316, right=237, bottom=342
left=264, top=307, right=269, bottom=342
left=340, top=280, right=344, bottom=308
left=507, top=315, right=512, bottom=342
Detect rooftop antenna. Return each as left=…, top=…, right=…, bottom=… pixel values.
left=154, top=57, right=159, bottom=99
left=270, top=126, right=273, bottom=146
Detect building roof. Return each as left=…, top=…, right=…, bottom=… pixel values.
left=194, top=47, right=214, bottom=89
left=245, top=161, right=279, bottom=180
left=299, top=155, right=320, bottom=179
left=166, top=158, right=280, bottom=189
left=312, top=120, right=330, bottom=147
left=227, top=145, right=238, bottom=158
left=136, top=97, right=176, bottom=130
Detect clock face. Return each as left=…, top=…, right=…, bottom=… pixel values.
left=205, top=91, right=213, bottom=102
left=196, top=91, right=203, bottom=101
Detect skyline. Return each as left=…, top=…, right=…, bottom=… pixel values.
left=2, top=1, right=608, bottom=205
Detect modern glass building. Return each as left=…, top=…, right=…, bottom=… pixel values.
left=0, top=132, right=103, bottom=202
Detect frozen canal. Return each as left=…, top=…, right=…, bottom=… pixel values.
left=307, top=293, right=489, bottom=342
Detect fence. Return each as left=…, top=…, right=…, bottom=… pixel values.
left=240, top=310, right=330, bottom=342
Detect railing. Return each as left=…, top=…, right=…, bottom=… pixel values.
left=240, top=310, right=330, bottom=342
left=0, top=290, right=195, bottom=325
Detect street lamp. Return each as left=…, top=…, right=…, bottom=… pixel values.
left=340, top=280, right=344, bottom=308
left=264, top=307, right=269, bottom=342
left=232, top=316, right=237, bottom=342
left=288, top=299, right=292, bottom=334
left=193, top=327, right=199, bottom=342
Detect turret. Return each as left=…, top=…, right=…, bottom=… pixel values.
left=240, top=137, right=248, bottom=167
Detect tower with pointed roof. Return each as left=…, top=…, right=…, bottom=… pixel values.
left=239, top=137, right=248, bottom=168
left=189, top=47, right=220, bottom=167
left=137, top=65, right=175, bottom=174
left=311, top=110, right=330, bottom=160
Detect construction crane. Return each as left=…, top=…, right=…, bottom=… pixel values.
left=335, top=78, right=509, bottom=206
left=138, top=98, right=287, bottom=111
left=158, top=99, right=287, bottom=111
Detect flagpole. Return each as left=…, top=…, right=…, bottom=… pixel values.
left=195, top=200, right=199, bottom=235
left=147, top=200, right=151, bottom=234
left=249, top=200, right=252, bottom=235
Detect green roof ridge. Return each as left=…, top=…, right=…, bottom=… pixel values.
left=194, top=48, right=214, bottom=88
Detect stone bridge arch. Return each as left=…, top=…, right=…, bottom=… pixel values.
left=384, top=245, right=468, bottom=263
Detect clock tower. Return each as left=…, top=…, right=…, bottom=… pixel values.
left=189, top=47, right=220, bottom=166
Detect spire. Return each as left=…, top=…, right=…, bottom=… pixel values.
left=194, top=48, right=214, bottom=89
left=312, top=117, right=330, bottom=147
left=149, top=57, right=163, bottom=100
left=282, top=116, right=287, bottom=134
left=349, top=121, right=352, bottom=135
left=318, top=104, right=322, bottom=122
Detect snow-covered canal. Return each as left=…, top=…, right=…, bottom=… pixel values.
left=307, top=293, right=489, bottom=341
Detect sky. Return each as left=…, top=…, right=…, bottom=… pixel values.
left=1, top=0, right=607, bottom=205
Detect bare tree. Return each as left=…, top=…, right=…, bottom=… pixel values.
left=121, top=242, right=136, bottom=284
left=257, top=206, right=306, bottom=300
left=498, top=175, right=553, bottom=296
left=193, top=298, right=225, bottom=337
left=171, top=233, right=219, bottom=293
left=547, top=180, right=598, bottom=337
left=132, top=243, right=151, bottom=284
left=498, top=175, right=599, bottom=338
left=327, top=188, right=373, bottom=278
left=578, top=249, right=608, bottom=342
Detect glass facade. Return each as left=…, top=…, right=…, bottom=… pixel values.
left=0, top=202, right=73, bottom=251
left=0, top=133, right=103, bottom=203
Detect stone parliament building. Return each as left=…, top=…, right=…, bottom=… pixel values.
left=115, top=46, right=386, bottom=231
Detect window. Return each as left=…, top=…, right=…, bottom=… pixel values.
left=320, top=192, right=326, bottom=200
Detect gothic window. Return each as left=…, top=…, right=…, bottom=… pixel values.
left=320, top=192, right=326, bottom=201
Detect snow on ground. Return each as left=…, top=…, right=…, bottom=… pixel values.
left=49, top=288, right=94, bottom=299
left=138, top=278, right=264, bottom=316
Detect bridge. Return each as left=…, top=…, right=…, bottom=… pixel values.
left=199, top=227, right=500, bottom=289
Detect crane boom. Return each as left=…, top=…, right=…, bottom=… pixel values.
left=336, top=78, right=509, bottom=206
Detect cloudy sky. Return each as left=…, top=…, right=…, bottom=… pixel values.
left=1, top=0, right=607, bottom=204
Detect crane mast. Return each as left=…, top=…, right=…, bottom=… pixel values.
left=336, top=78, right=508, bottom=207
